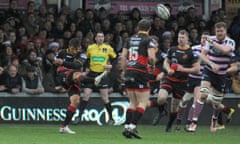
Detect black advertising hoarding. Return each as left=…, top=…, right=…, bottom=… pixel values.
left=0, top=93, right=239, bottom=125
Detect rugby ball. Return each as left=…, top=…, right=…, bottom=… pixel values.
left=155, top=4, right=170, bottom=20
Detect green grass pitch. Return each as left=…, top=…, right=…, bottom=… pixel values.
left=0, top=124, right=239, bottom=144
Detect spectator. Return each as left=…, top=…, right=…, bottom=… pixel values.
left=96, top=7, right=109, bottom=22
left=164, top=3, right=176, bottom=29
left=6, top=17, right=19, bottom=32
left=22, top=13, right=39, bottom=37
left=150, top=15, right=166, bottom=42
left=42, top=49, right=66, bottom=93
left=0, top=64, right=22, bottom=94
left=16, top=25, right=27, bottom=40
left=81, top=37, right=92, bottom=52
left=8, top=30, right=18, bottom=54
left=68, top=22, right=77, bottom=36
left=79, top=9, right=96, bottom=36
left=33, top=38, right=45, bottom=59
left=0, top=66, right=5, bottom=89
left=185, top=7, right=200, bottom=26
left=93, top=21, right=102, bottom=33
left=207, top=13, right=220, bottom=34
left=74, top=30, right=84, bottom=43
left=48, top=42, right=60, bottom=55
left=37, top=4, right=48, bottom=28
left=16, top=35, right=28, bottom=56
left=101, top=18, right=112, bottom=34
left=4, top=0, right=21, bottom=21
left=128, top=8, right=142, bottom=28
left=198, top=19, right=207, bottom=35
left=0, top=43, right=16, bottom=68
left=19, top=49, right=42, bottom=81
left=53, top=20, right=65, bottom=39
left=63, top=29, right=73, bottom=46
left=124, top=20, right=134, bottom=36
left=0, top=28, right=6, bottom=49
left=22, top=66, right=44, bottom=95
left=112, top=11, right=126, bottom=24
left=189, top=28, right=200, bottom=45
left=177, top=14, right=186, bottom=30
left=72, top=8, right=85, bottom=26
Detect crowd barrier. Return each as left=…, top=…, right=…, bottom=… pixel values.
left=0, top=92, right=239, bottom=125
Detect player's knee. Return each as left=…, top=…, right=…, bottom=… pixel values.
left=101, top=94, right=110, bottom=104
left=82, top=94, right=91, bottom=101
left=182, top=93, right=193, bottom=103
left=200, top=86, right=210, bottom=95
left=207, top=93, right=223, bottom=109
left=179, top=101, right=187, bottom=108
left=157, top=96, right=166, bottom=105
left=199, top=86, right=210, bottom=100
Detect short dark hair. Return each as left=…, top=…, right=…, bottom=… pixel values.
left=178, top=29, right=189, bottom=37
left=26, top=66, right=35, bottom=72
left=69, top=38, right=81, bottom=48
left=215, top=21, right=227, bottom=29
left=137, top=19, right=151, bottom=31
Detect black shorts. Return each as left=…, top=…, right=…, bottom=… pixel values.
left=160, top=77, right=187, bottom=99
left=124, top=70, right=149, bottom=90
left=185, top=77, right=201, bottom=93
left=149, top=81, right=160, bottom=95
left=82, top=71, right=110, bottom=89
left=68, top=85, right=81, bottom=96
left=202, top=68, right=227, bottom=93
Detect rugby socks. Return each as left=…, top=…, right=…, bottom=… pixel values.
left=187, top=104, right=195, bottom=124
left=132, top=107, right=145, bottom=125
left=125, top=108, right=134, bottom=125
left=176, top=102, right=187, bottom=124
left=78, top=100, right=88, bottom=118
left=105, top=102, right=113, bottom=120
left=192, top=100, right=204, bottom=122
left=217, top=112, right=224, bottom=125
left=167, top=112, right=177, bottom=129
left=157, top=104, right=166, bottom=114
left=213, top=109, right=220, bottom=119
left=222, top=105, right=230, bottom=114
left=149, top=99, right=158, bottom=107
left=63, top=105, right=76, bottom=126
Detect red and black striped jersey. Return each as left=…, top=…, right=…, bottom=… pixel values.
left=167, top=46, right=199, bottom=81
left=124, top=32, right=156, bottom=73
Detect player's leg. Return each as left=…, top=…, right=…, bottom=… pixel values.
left=127, top=90, right=149, bottom=139
left=122, top=90, right=137, bottom=138
left=123, top=70, right=149, bottom=139
left=151, top=99, right=168, bottom=125
left=216, top=112, right=225, bottom=130
left=166, top=97, right=180, bottom=132
left=206, top=92, right=224, bottom=132
left=148, top=81, right=168, bottom=125
left=187, top=81, right=210, bottom=132
left=72, top=87, right=92, bottom=124
left=185, top=86, right=200, bottom=129
left=95, top=71, right=108, bottom=86
left=176, top=92, right=193, bottom=130
left=157, top=78, right=171, bottom=117
left=60, top=90, right=80, bottom=134
left=219, top=103, right=235, bottom=124
left=99, top=88, right=115, bottom=125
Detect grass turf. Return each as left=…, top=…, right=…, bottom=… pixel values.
left=0, top=124, right=239, bottom=144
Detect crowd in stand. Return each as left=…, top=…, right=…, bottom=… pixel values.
left=0, top=0, right=239, bottom=95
